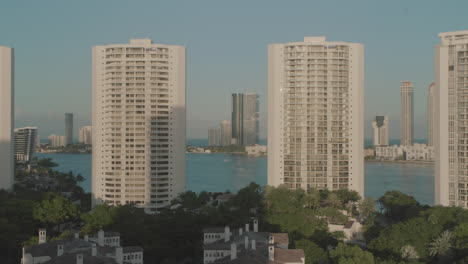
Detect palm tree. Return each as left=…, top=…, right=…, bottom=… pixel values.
left=401, top=244, right=419, bottom=260
left=429, top=230, right=453, bottom=263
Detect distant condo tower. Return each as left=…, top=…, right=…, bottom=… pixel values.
left=0, top=46, right=14, bottom=190
left=372, top=116, right=389, bottom=146
left=92, top=39, right=186, bottom=213
left=65, top=113, right=73, bottom=145
left=231, top=93, right=259, bottom=146
left=78, top=125, right=92, bottom=145
left=268, top=36, right=364, bottom=197
left=427, top=82, right=435, bottom=146
left=400, top=81, right=414, bottom=146
left=14, top=127, right=37, bottom=163
left=435, top=30, right=468, bottom=208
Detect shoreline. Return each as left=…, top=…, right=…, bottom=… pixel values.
left=365, top=159, right=434, bottom=165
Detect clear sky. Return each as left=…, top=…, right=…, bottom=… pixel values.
left=1, top=0, right=467, bottom=140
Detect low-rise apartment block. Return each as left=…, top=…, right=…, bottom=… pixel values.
left=22, top=229, right=143, bottom=264
left=203, top=219, right=305, bottom=264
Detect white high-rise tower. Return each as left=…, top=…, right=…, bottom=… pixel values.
left=92, top=39, right=186, bottom=213
left=400, top=81, right=414, bottom=146
left=427, top=82, right=435, bottom=147
left=0, top=46, right=14, bottom=190
left=268, top=36, right=364, bottom=197
left=435, top=30, right=468, bottom=208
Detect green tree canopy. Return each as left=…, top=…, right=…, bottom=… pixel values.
left=295, top=239, right=328, bottom=264
left=33, top=192, right=79, bottom=231
left=330, top=243, right=375, bottom=264
left=378, top=191, right=421, bottom=221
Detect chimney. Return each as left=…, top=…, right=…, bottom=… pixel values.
left=98, top=229, right=104, bottom=246
left=76, top=253, right=84, bottom=264
left=239, top=228, right=243, bottom=236
left=245, top=223, right=249, bottom=232
left=74, top=233, right=79, bottom=239
left=268, top=235, right=274, bottom=244
left=252, top=239, right=256, bottom=250
left=92, top=243, right=97, bottom=256
left=253, top=219, right=258, bottom=232
left=84, top=234, right=89, bottom=242
left=38, top=229, right=46, bottom=244
left=224, top=226, right=230, bottom=242
left=244, top=236, right=248, bottom=249
left=115, top=247, right=123, bottom=264
left=230, top=243, right=237, bottom=260
left=268, top=245, right=275, bottom=261
left=57, top=245, right=64, bottom=256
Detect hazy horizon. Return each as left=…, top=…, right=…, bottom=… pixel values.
left=2, top=0, right=466, bottom=139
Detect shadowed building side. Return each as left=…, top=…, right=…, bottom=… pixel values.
left=0, top=46, right=14, bottom=190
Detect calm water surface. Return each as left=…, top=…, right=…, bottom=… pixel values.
left=36, top=151, right=434, bottom=205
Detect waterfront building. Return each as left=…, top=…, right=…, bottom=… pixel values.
left=435, top=30, right=468, bottom=208
left=372, top=115, right=389, bottom=146
left=220, top=120, right=232, bottom=146
left=427, top=82, right=435, bottom=146
left=14, top=127, right=37, bottom=162
left=22, top=229, right=143, bottom=264
left=231, top=93, right=259, bottom=146
left=48, top=134, right=66, bottom=147
left=65, top=113, right=73, bottom=145
left=268, top=36, right=365, bottom=197
left=245, top=144, right=267, bottom=156
left=403, top=143, right=434, bottom=161
left=78, top=125, right=92, bottom=145
left=203, top=219, right=305, bottom=264
left=400, top=81, right=414, bottom=146
left=364, top=148, right=375, bottom=159
left=0, top=46, right=14, bottom=190
left=375, top=145, right=404, bottom=160
left=92, top=39, right=186, bottom=213
left=208, top=126, right=221, bottom=146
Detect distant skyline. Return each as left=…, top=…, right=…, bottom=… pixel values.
left=1, top=0, right=467, bottom=139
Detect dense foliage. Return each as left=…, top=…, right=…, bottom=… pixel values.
left=3, top=159, right=468, bottom=264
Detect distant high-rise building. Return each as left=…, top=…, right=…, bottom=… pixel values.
left=400, top=81, right=414, bottom=146
left=78, top=126, right=92, bottom=145
left=427, top=82, right=435, bottom=147
left=268, top=36, right=364, bottom=197
left=65, top=113, right=73, bottom=145
left=14, top=127, right=37, bottom=162
left=220, top=120, right=232, bottom=146
left=0, top=46, right=14, bottom=190
left=372, top=116, right=389, bottom=146
left=231, top=93, right=259, bottom=146
left=435, top=30, right=468, bottom=208
left=208, top=126, right=221, bottom=146
left=92, top=39, right=186, bottom=213
left=48, top=134, right=66, bottom=147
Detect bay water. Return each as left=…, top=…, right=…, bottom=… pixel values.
left=36, top=139, right=434, bottom=205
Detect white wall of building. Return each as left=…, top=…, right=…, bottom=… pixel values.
left=0, top=46, right=14, bottom=190
left=268, top=37, right=364, bottom=197
left=92, top=39, right=186, bottom=213
left=435, top=30, right=468, bottom=208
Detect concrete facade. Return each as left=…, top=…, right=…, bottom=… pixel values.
left=14, top=127, right=37, bottom=162
left=0, top=46, right=14, bottom=190
left=92, top=39, right=186, bottom=213
left=435, top=30, right=468, bottom=208
left=231, top=93, right=259, bottom=146
left=78, top=126, right=92, bottom=145
left=372, top=115, right=389, bottom=146
left=427, top=82, right=435, bottom=147
left=400, top=81, right=414, bottom=146
left=65, top=113, right=73, bottom=145
left=268, top=36, right=365, bottom=197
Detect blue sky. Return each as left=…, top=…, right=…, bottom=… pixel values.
left=1, top=0, right=467, bottom=140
